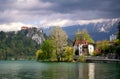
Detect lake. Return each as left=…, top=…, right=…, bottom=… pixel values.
left=0, top=61, right=120, bottom=79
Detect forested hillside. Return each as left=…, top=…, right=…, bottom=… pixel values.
left=0, top=28, right=45, bottom=60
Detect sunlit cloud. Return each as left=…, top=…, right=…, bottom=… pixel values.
left=0, top=22, right=33, bottom=32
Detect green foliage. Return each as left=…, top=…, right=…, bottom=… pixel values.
left=114, top=39, right=120, bottom=44
left=36, top=49, right=43, bottom=61
left=40, top=39, right=55, bottom=60
left=78, top=55, right=86, bottom=62
left=50, top=26, right=68, bottom=61
left=0, top=30, right=39, bottom=60
left=62, top=46, right=74, bottom=61
left=117, top=22, right=120, bottom=40
left=35, top=39, right=58, bottom=61
left=96, top=40, right=109, bottom=50
left=96, top=40, right=110, bottom=55
left=75, top=30, right=94, bottom=43
left=36, top=26, right=71, bottom=62
left=92, top=51, right=99, bottom=56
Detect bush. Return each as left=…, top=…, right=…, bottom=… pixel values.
left=35, top=49, right=43, bottom=61
left=78, top=55, right=86, bottom=62
left=61, top=46, right=74, bottom=62
left=92, top=51, right=99, bottom=56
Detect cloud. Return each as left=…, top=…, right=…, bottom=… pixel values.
left=0, top=0, right=120, bottom=31
left=0, top=18, right=119, bottom=32
left=0, top=22, right=33, bottom=32
left=41, top=0, right=120, bottom=19
left=38, top=18, right=119, bottom=28
left=0, top=0, right=54, bottom=24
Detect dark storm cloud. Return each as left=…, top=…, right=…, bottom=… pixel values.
left=41, top=0, right=120, bottom=19
left=0, top=0, right=120, bottom=24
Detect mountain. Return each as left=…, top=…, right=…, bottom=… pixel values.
left=43, top=19, right=119, bottom=41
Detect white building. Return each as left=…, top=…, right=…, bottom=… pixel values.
left=88, top=44, right=94, bottom=55
left=73, top=40, right=94, bottom=56
left=110, top=34, right=117, bottom=41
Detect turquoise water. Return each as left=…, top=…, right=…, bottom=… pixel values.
left=0, top=61, right=120, bottom=79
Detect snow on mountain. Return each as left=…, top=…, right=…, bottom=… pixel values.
left=43, top=18, right=120, bottom=41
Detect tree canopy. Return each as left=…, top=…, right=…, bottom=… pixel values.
left=75, top=30, right=94, bottom=43
left=0, top=30, right=40, bottom=60
left=50, top=26, right=68, bottom=61
left=117, top=22, right=120, bottom=41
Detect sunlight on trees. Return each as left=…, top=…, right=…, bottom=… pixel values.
left=96, top=40, right=110, bottom=55
left=75, top=30, right=94, bottom=43
left=62, top=46, right=74, bottom=62
left=36, top=49, right=43, bottom=61
left=50, top=26, right=68, bottom=61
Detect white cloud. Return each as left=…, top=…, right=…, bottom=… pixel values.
left=0, top=18, right=119, bottom=32
left=14, top=0, right=53, bottom=9
left=38, top=18, right=115, bottom=28
left=0, top=0, right=120, bottom=26
left=77, top=18, right=111, bottom=25
left=0, top=0, right=54, bottom=24
left=0, top=22, right=33, bottom=32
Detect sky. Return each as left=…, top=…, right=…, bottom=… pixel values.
left=0, top=0, right=120, bottom=31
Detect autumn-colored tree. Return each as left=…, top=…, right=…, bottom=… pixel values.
left=50, top=26, right=68, bottom=61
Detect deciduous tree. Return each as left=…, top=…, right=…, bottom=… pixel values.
left=75, top=30, right=94, bottom=43
left=62, top=46, right=74, bottom=61
left=50, top=26, right=68, bottom=61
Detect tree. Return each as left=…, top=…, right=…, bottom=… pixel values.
left=0, top=31, right=6, bottom=41
left=117, top=22, right=120, bottom=41
left=62, top=46, right=74, bottom=61
left=50, top=26, right=68, bottom=61
left=0, top=30, right=39, bottom=60
left=75, top=30, right=94, bottom=43
left=117, top=22, right=120, bottom=58
left=96, top=40, right=110, bottom=55
left=40, top=39, right=55, bottom=60
left=35, top=49, right=43, bottom=61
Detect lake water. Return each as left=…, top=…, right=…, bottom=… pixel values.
left=0, top=61, right=120, bottom=79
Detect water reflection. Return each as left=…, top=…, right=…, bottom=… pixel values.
left=74, top=63, right=94, bottom=79
left=89, top=63, right=95, bottom=79
left=0, top=61, right=120, bottom=79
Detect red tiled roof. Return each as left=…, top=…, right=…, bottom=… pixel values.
left=73, top=39, right=88, bottom=46
left=21, top=26, right=29, bottom=30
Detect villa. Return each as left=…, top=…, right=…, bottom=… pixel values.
left=73, top=39, right=94, bottom=58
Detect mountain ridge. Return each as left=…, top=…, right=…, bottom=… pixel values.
left=43, top=18, right=119, bottom=41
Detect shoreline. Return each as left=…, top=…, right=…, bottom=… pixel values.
left=85, top=56, right=120, bottom=63
left=0, top=57, right=120, bottom=63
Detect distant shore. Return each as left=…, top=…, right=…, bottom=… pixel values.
left=85, top=56, right=120, bottom=63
